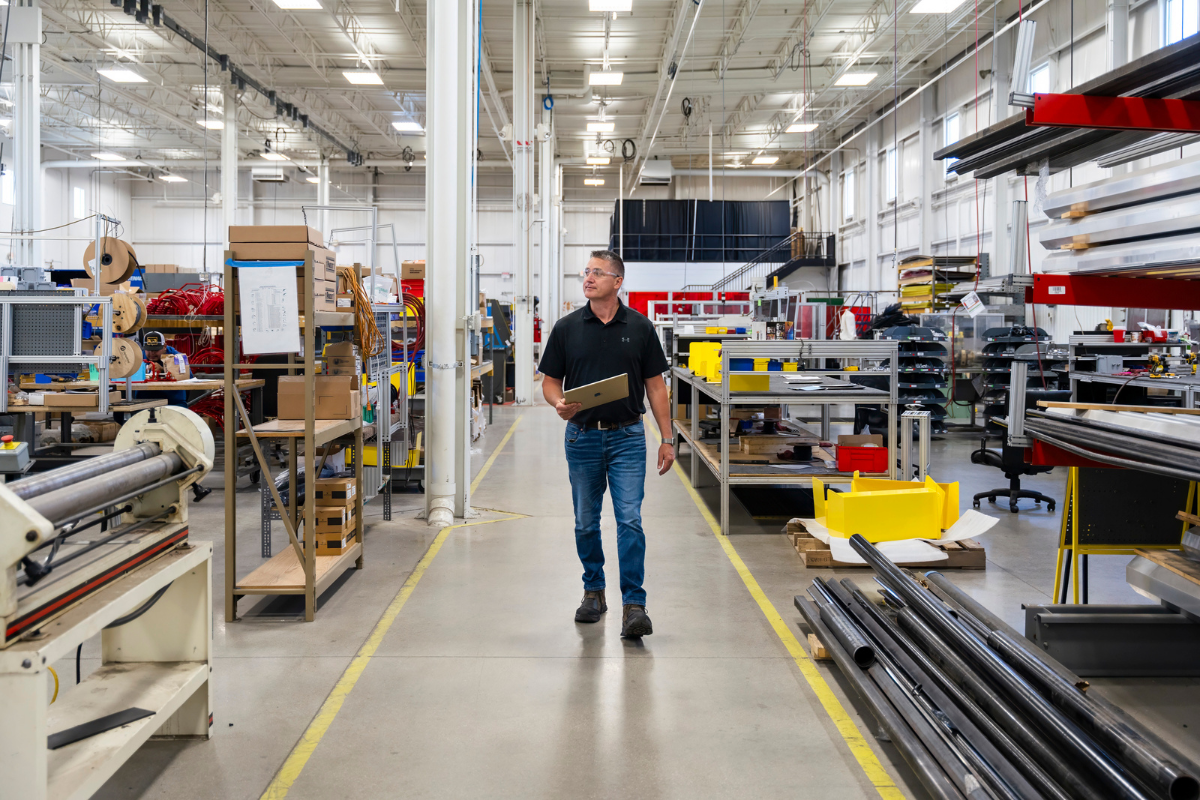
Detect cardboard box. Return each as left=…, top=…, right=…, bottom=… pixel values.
left=336, top=292, right=355, bottom=310
left=315, top=477, right=357, bottom=506
left=161, top=352, right=192, bottom=381
left=276, top=375, right=361, bottom=420
left=43, top=391, right=121, bottom=408
left=402, top=260, right=425, bottom=280
left=838, top=434, right=884, bottom=447
left=72, top=279, right=133, bottom=296
left=315, top=532, right=357, bottom=555
left=142, top=264, right=178, bottom=274
left=229, top=244, right=337, bottom=281
left=229, top=225, right=324, bottom=248
left=324, top=341, right=360, bottom=377
left=314, top=505, right=354, bottom=531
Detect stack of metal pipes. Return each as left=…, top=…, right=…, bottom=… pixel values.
left=795, top=534, right=1200, bottom=800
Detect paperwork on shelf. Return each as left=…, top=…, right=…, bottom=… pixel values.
left=237, top=264, right=301, bottom=355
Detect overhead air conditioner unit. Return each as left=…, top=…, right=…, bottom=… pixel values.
left=251, top=166, right=288, bottom=182
left=639, top=161, right=673, bottom=186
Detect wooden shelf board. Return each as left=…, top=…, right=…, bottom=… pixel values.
left=237, top=417, right=361, bottom=446
left=1135, top=548, right=1200, bottom=587
left=236, top=542, right=362, bottom=594
left=672, top=419, right=872, bottom=479
left=47, top=662, right=207, bottom=800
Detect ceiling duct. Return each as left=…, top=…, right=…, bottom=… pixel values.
left=639, top=161, right=673, bottom=186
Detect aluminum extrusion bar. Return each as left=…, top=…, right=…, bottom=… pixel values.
left=1039, top=194, right=1200, bottom=250
left=1027, top=93, right=1200, bottom=134
left=848, top=534, right=1154, bottom=800
left=1041, top=231, right=1200, bottom=277
left=1043, top=153, right=1200, bottom=218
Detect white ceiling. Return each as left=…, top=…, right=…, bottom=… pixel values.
left=27, top=0, right=1008, bottom=173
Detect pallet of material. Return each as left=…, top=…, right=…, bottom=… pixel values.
left=785, top=525, right=985, bottom=569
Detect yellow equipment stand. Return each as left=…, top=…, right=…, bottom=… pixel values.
left=1052, top=466, right=1195, bottom=604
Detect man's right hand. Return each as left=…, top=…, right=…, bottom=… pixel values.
left=554, top=399, right=583, bottom=420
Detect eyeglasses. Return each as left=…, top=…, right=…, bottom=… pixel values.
left=581, top=268, right=621, bottom=279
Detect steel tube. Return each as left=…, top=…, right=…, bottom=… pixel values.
left=989, top=630, right=1200, bottom=800
left=841, top=583, right=1073, bottom=800
left=794, top=596, right=967, bottom=800
left=811, top=579, right=876, bottom=668
left=1023, top=424, right=1200, bottom=483
left=897, top=607, right=1105, bottom=800
left=26, top=454, right=185, bottom=526
left=8, top=443, right=160, bottom=500
left=848, top=534, right=1153, bottom=800
left=1023, top=417, right=1200, bottom=473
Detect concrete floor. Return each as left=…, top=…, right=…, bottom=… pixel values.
left=65, top=405, right=1200, bottom=799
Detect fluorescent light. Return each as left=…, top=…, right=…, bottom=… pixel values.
left=272, top=0, right=322, bottom=7
left=197, top=119, right=224, bottom=130
left=752, top=156, right=779, bottom=165
left=587, top=122, right=615, bottom=132
left=590, top=0, right=632, bottom=9
left=343, top=70, right=383, bottom=85
left=911, top=0, right=967, bottom=11
left=90, top=153, right=126, bottom=162
left=392, top=121, right=422, bottom=132
left=98, top=68, right=147, bottom=83
left=835, top=72, right=877, bottom=87
left=589, top=71, right=624, bottom=86
left=584, top=178, right=605, bottom=186
left=586, top=157, right=611, bottom=165
left=306, top=176, right=321, bottom=184
left=786, top=122, right=818, bottom=133
left=260, top=151, right=290, bottom=161
left=159, top=175, right=188, bottom=182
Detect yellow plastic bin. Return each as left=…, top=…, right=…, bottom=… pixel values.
left=813, top=477, right=942, bottom=542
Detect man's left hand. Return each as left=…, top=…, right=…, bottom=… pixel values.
left=657, top=442, right=676, bottom=476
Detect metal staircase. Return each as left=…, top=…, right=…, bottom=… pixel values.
left=682, top=232, right=835, bottom=292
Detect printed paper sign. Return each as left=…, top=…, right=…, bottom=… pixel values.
left=961, top=290, right=984, bottom=318
left=238, top=265, right=301, bottom=355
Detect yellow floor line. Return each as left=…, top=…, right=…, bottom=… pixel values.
left=260, top=414, right=526, bottom=800
left=653, top=424, right=904, bottom=799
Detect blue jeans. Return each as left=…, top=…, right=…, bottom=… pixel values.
left=565, top=420, right=647, bottom=606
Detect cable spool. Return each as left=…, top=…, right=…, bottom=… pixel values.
left=83, top=238, right=138, bottom=284
left=111, top=291, right=147, bottom=334
left=98, top=339, right=144, bottom=379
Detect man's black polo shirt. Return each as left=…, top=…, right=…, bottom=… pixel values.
left=538, top=300, right=669, bottom=426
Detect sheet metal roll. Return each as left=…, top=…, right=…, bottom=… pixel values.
left=27, top=453, right=184, bottom=526
left=8, top=443, right=161, bottom=500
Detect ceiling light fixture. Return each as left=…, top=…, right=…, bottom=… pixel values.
left=272, top=0, right=322, bottom=8
left=97, top=68, right=147, bottom=83
left=752, top=156, right=779, bottom=165
left=159, top=174, right=188, bottom=182
left=589, top=0, right=632, bottom=9
left=306, top=176, right=321, bottom=184
left=786, top=123, right=818, bottom=133
left=586, top=157, right=611, bottom=165
left=90, top=153, right=126, bottom=162
left=588, top=71, right=624, bottom=86
left=392, top=121, right=423, bottom=132
left=260, top=152, right=290, bottom=161
left=587, top=122, right=615, bottom=132
left=343, top=70, right=384, bottom=86
left=911, top=0, right=967, bottom=11
left=197, top=119, right=224, bottom=130
left=584, top=178, right=606, bottom=186
left=835, top=72, right=877, bottom=86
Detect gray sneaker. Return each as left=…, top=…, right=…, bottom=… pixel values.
left=575, top=589, right=607, bottom=623
left=621, top=604, right=653, bottom=638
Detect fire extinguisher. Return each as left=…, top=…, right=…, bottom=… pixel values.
left=533, top=316, right=542, bottom=343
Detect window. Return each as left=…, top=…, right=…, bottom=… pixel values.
left=1, top=169, right=12, bottom=205
left=842, top=168, right=856, bottom=222
left=1029, top=62, right=1051, bottom=95
left=885, top=147, right=898, bottom=203
left=944, top=112, right=961, bottom=177
left=1165, top=0, right=1200, bottom=45
left=72, top=186, right=86, bottom=220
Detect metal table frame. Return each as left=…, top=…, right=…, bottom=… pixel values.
left=670, top=339, right=899, bottom=535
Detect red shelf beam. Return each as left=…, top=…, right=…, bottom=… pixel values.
left=1026, top=93, right=1200, bottom=134
left=1031, top=273, right=1200, bottom=309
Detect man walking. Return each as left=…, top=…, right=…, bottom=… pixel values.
left=539, top=250, right=675, bottom=638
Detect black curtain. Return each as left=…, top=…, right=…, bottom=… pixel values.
left=608, top=199, right=788, bottom=262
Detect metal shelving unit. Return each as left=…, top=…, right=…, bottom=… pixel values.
left=669, top=339, right=899, bottom=536
left=1067, top=334, right=1198, bottom=407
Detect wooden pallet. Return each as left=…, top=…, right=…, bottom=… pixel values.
left=785, top=521, right=986, bottom=569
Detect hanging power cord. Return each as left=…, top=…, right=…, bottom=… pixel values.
left=105, top=582, right=173, bottom=629
left=337, top=267, right=385, bottom=357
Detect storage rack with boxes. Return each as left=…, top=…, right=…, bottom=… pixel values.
left=671, top=339, right=899, bottom=536
left=896, top=255, right=984, bottom=313
left=223, top=226, right=366, bottom=622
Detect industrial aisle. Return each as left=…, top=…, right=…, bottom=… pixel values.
left=90, top=404, right=916, bottom=800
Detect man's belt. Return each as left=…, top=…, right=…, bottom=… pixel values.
left=579, top=417, right=641, bottom=431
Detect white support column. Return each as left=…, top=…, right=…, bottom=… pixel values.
left=512, top=0, right=535, bottom=405
left=455, top=0, right=479, bottom=517
left=317, top=158, right=331, bottom=239
left=221, top=85, right=239, bottom=241
left=12, top=1, right=40, bottom=269
left=426, top=0, right=470, bottom=528
left=556, top=161, right=566, bottom=320
left=539, top=107, right=553, bottom=334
